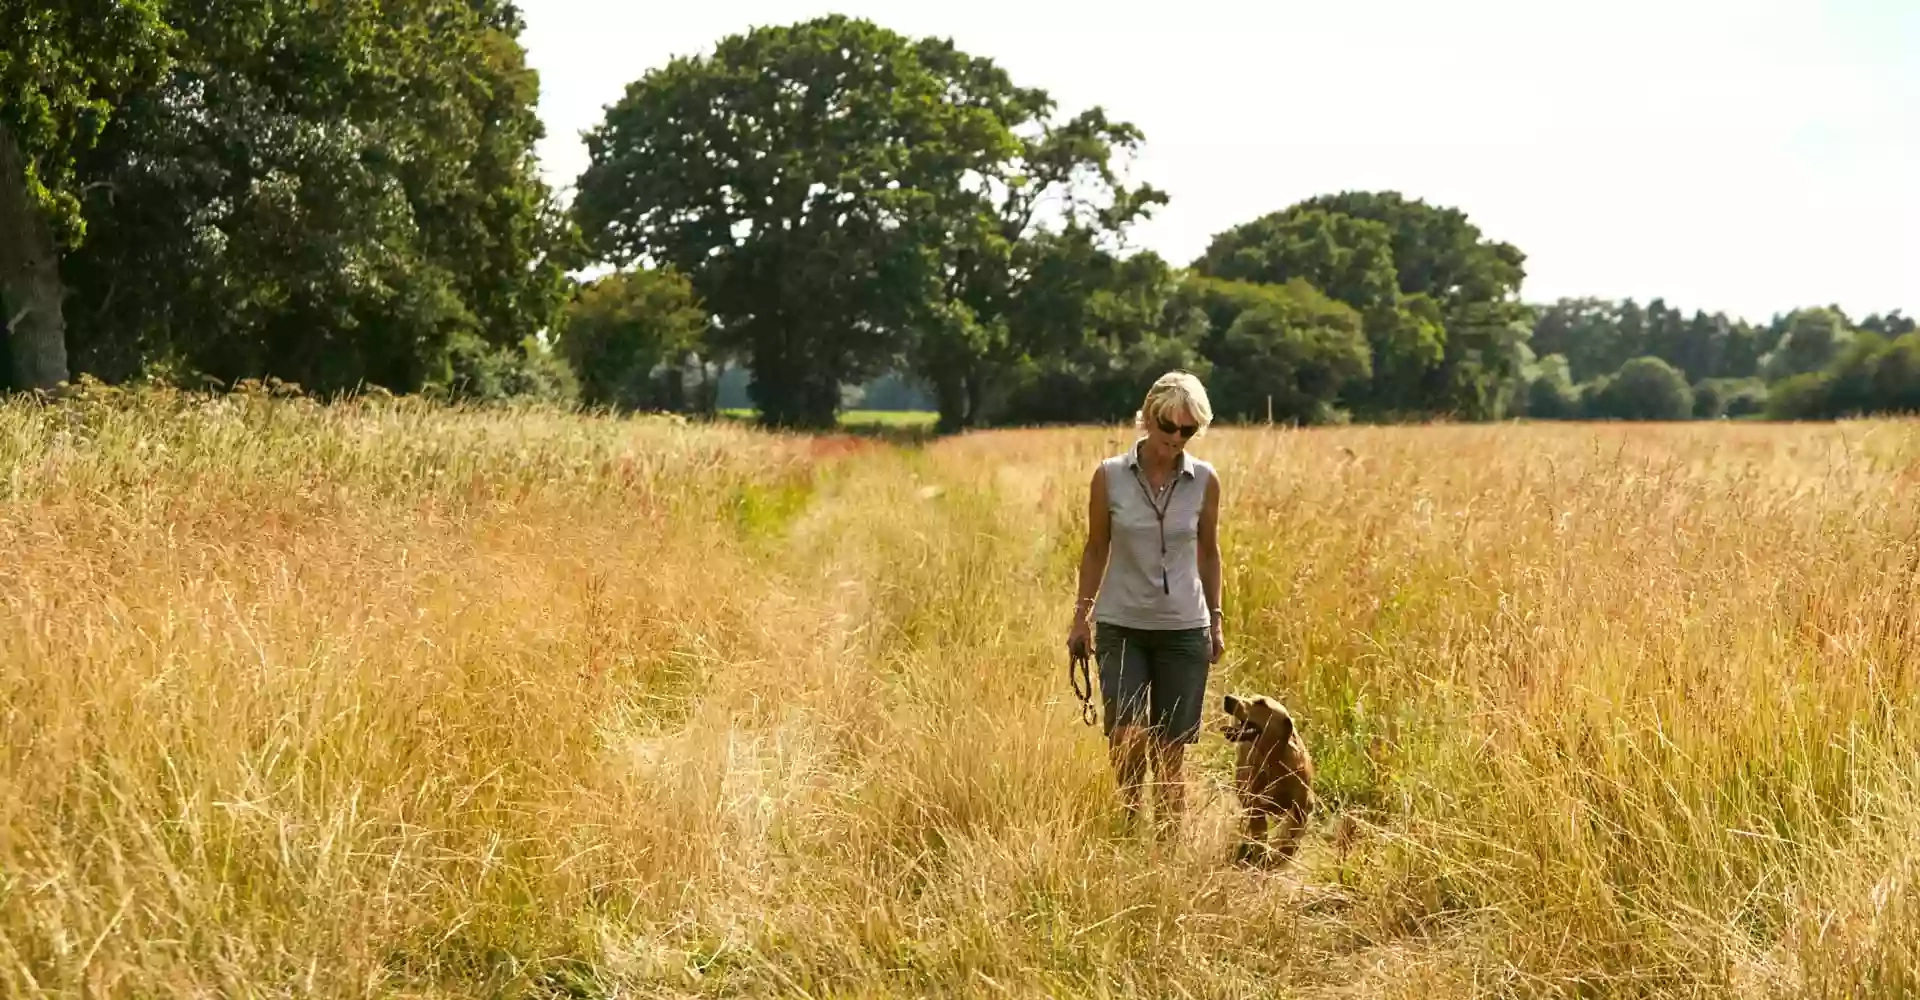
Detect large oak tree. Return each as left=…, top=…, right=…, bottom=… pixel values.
left=572, top=15, right=1161, bottom=429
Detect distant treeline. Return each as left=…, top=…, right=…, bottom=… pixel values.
left=4, top=8, right=1910, bottom=428
left=1522, top=300, right=1916, bottom=422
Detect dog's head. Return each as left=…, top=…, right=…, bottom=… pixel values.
left=1222, top=693, right=1296, bottom=744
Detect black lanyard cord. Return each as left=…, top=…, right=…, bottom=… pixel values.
left=1133, top=467, right=1179, bottom=594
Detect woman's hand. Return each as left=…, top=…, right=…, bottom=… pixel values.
left=1067, top=617, right=1092, bottom=660
left=1209, top=612, right=1226, bottom=663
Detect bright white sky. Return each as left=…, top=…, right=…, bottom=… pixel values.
left=518, top=0, right=1917, bottom=325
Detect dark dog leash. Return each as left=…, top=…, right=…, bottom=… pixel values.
left=1069, top=645, right=1097, bottom=727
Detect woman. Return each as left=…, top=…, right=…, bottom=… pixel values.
left=1066, top=370, right=1224, bottom=837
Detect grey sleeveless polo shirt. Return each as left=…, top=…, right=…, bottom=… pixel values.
left=1092, top=438, right=1214, bottom=631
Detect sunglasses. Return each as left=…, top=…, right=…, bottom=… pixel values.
left=1157, top=418, right=1199, bottom=438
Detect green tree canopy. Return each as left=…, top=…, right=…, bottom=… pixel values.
left=1184, top=277, right=1371, bottom=424
left=575, top=15, right=1131, bottom=430
left=908, top=106, right=1165, bottom=432
left=1194, top=191, right=1525, bottom=420
left=1870, top=333, right=1920, bottom=415
left=993, top=248, right=1208, bottom=426
left=1859, top=311, right=1916, bottom=337
left=1, top=0, right=171, bottom=389
left=55, top=0, right=572, bottom=397
left=1525, top=354, right=1580, bottom=420
left=1761, top=307, right=1851, bottom=383
left=1529, top=296, right=1767, bottom=387
left=1195, top=209, right=1401, bottom=314
left=557, top=268, right=710, bottom=413
left=1592, top=356, right=1694, bottom=421
left=1290, top=192, right=1530, bottom=420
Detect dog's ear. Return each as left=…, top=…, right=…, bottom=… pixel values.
left=1223, top=694, right=1246, bottom=719
left=1254, top=701, right=1295, bottom=744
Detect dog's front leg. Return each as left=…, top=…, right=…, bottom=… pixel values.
left=1269, top=804, right=1308, bottom=865
left=1233, top=807, right=1271, bottom=867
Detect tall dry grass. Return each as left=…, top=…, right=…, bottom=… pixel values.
left=4, top=383, right=1920, bottom=998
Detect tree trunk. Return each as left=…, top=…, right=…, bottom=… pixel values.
left=754, top=312, right=809, bottom=429
left=964, top=365, right=987, bottom=429
left=0, top=123, right=71, bottom=392
left=932, top=369, right=966, bottom=434
left=688, top=354, right=720, bottom=417
left=663, top=349, right=690, bottom=412
left=801, top=370, right=839, bottom=431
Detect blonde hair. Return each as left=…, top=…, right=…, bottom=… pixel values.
left=1134, top=369, right=1214, bottom=435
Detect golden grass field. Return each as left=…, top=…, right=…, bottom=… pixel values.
left=4, top=382, right=1920, bottom=998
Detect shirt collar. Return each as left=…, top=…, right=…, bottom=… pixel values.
left=1127, top=437, right=1196, bottom=478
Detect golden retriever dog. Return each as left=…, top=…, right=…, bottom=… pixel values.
left=1221, top=693, right=1315, bottom=867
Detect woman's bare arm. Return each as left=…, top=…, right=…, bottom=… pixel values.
left=1075, top=465, right=1111, bottom=619
left=1199, top=469, right=1223, bottom=618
